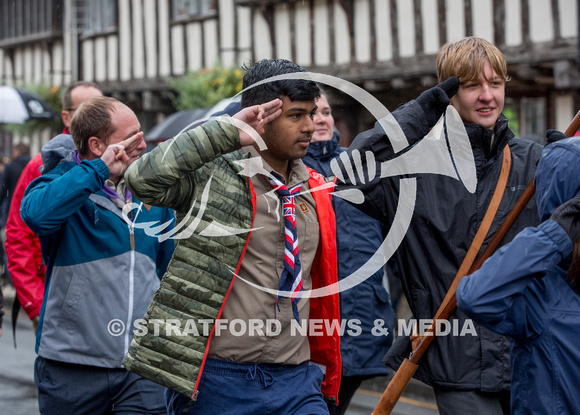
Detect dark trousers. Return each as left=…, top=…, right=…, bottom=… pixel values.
left=165, top=357, right=330, bottom=415
left=434, top=388, right=511, bottom=415
left=34, top=356, right=165, bottom=415
left=327, top=375, right=374, bottom=415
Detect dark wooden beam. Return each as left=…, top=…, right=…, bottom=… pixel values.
left=215, top=0, right=222, bottom=64
left=142, top=0, right=148, bottom=79
left=437, top=0, right=446, bottom=46
left=155, top=0, right=160, bottom=78
left=117, top=1, right=122, bottom=83
left=391, top=0, right=400, bottom=62
left=167, top=1, right=174, bottom=76
left=328, top=0, right=335, bottom=63
left=201, top=20, right=206, bottom=68
left=129, top=0, right=134, bottom=79
left=92, top=39, right=97, bottom=83
left=493, top=0, right=505, bottom=47
left=551, top=0, right=561, bottom=40
left=464, top=0, right=473, bottom=37
left=182, top=22, right=189, bottom=71
left=413, top=0, right=423, bottom=55
left=250, top=5, right=256, bottom=62
left=521, top=0, right=531, bottom=45
left=310, top=0, right=315, bottom=65
left=234, top=1, right=240, bottom=63
left=369, top=0, right=376, bottom=62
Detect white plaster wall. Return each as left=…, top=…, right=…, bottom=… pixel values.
left=132, top=0, right=146, bottom=79
left=296, top=1, right=312, bottom=66
left=144, top=0, right=158, bottom=78
left=23, top=46, right=33, bottom=83
left=119, top=0, right=132, bottom=81
left=397, top=0, right=415, bottom=57
left=354, top=0, right=371, bottom=63
left=253, top=8, right=273, bottom=61
left=187, top=23, right=203, bottom=71
left=158, top=0, right=172, bottom=76
left=204, top=19, right=219, bottom=67
left=334, top=0, right=351, bottom=64
left=236, top=6, right=252, bottom=66
left=275, top=5, right=292, bottom=60
left=559, top=0, right=577, bottom=38
left=219, top=0, right=236, bottom=66
left=82, top=40, right=93, bottom=81
left=52, top=42, right=64, bottom=87
left=107, top=35, right=118, bottom=81
left=422, top=0, right=440, bottom=54
left=445, top=0, right=465, bottom=43
left=94, top=37, right=107, bottom=82
left=33, top=45, right=43, bottom=84
left=171, top=25, right=186, bottom=75
left=313, top=0, right=331, bottom=66
left=555, top=95, right=575, bottom=132
left=376, top=0, right=393, bottom=61
left=472, top=0, right=493, bottom=43
left=530, top=0, right=553, bottom=42
left=505, top=0, right=522, bottom=46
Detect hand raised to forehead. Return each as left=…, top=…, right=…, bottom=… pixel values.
left=101, top=131, right=144, bottom=179
left=233, top=98, right=283, bottom=146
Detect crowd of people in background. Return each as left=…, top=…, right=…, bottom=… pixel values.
left=0, top=35, right=578, bottom=415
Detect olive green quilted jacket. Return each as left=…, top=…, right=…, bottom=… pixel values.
left=123, top=118, right=255, bottom=399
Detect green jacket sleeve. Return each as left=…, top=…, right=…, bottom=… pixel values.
left=125, top=117, right=240, bottom=212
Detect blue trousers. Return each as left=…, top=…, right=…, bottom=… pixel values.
left=165, top=358, right=330, bottom=415
left=34, top=356, right=165, bottom=415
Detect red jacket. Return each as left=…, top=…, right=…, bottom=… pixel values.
left=5, top=153, right=45, bottom=319
left=305, top=169, right=341, bottom=402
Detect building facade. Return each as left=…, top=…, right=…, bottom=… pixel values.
left=1, top=0, right=579, bottom=152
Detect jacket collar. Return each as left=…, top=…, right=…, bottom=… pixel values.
left=464, top=114, right=514, bottom=163
left=306, top=132, right=341, bottom=161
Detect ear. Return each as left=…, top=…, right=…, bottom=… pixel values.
left=61, top=110, right=71, bottom=129
left=88, top=136, right=106, bottom=158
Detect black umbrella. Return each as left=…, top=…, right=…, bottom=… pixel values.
left=0, top=85, right=57, bottom=124
left=145, top=108, right=209, bottom=142
left=145, top=97, right=242, bottom=142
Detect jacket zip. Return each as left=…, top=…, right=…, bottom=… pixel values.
left=123, top=203, right=141, bottom=358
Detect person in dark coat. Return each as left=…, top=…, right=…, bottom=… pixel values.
left=302, top=90, right=395, bottom=415
left=457, top=133, right=580, bottom=414
left=333, top=36, right=542, bottom=414
left=0, top=142, right=30, bottom=285
left=0, top=143, right=30, bottom=226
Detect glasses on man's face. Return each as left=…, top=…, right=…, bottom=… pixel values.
left=66, top=108, right=78, bottom=112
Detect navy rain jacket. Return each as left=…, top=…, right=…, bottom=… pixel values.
left=457, top=137, right=580, bottom=414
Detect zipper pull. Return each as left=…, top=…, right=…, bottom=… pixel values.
left=130, top=229, right=135, bottom=251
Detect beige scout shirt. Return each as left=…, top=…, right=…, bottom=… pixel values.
left=208, top=147, right=320, bottom=364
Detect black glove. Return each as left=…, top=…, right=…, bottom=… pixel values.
left=416, top=77, right=460, bottom=127
left=551, top=194, right=580, bottom=242
left=546, top=129, right=568, bottom=144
